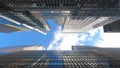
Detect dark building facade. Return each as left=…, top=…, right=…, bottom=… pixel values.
left=0, top=46, right=120, bottom=68
left=104, top=20, right=120, bottom=32
left=0, top=0, right=119, bottom=33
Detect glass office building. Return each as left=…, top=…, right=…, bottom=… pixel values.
left=104, top=20, right=120, bottom=32
left=0, top=0, right=119, bottom=33
left=0, top=46, right=120, bottom=68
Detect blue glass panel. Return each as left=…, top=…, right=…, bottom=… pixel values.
left=0, top=18, right=13, bottom=24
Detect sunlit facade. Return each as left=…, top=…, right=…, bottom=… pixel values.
left=0, top=46, right=120, bottom=68
left=0, top=45, right=45, bottom=52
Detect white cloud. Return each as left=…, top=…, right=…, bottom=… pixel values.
left=88, top=29, right=98, bottom=37
left=79, top=34, right=88, bottom=41
left=96, top=33, right=120, bottom=48
left=47, top=25, right=120, bottom=49
left=47, top=26, right=103, bottom=50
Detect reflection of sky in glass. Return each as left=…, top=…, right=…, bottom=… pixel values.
left=46, top=51, right=63, bottom=67
left=0, top=52, right=10, bottom=55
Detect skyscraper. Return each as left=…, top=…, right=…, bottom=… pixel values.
left=0, top=24, right=27, bottom=33
left=0, top=46, right=119, bottom=68
left=0, top=45, right=45, bottom=52
left=0, top=0, right=119, bottom=33
left=0, top=18, right=28, bottom=33
left=104, top=20, right=120, bottom=32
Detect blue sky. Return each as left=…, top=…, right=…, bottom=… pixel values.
left=0, top=19, right=55, bottom=48
left=0, top=19, right=120, bottom=50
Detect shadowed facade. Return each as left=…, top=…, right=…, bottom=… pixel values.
left=0, top=0, right=119, bottom=33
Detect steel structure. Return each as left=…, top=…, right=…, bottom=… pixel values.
left=104, top=20, right=120, bottom=32
left=0, top=24, right=27, bottom=33
left=0, top=0, right=119, bottom=33
left=0, top=46, right=120, bottom=68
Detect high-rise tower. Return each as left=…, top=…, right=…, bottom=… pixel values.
left=0, top=46, right=119, bottom=68
left=0, top=0, right=119, bottom=33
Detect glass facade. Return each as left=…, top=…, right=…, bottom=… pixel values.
left=0, top=0, right=119, bottom=33
left=104, top=20, right=120, bottom=32
left=0, top=47, right=120, bottom=68
left=0, top=46, right=120, bottom=68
